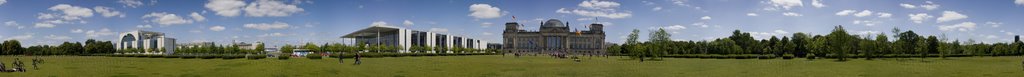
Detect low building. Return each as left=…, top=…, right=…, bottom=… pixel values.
left=341, top=25, right=488, bottom=53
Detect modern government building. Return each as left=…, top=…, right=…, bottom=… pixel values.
left=502, top=19, right=606, bottom=55
left=117, top=30, right=177, bottom=54
left=341, top=25, right=488, bottom=53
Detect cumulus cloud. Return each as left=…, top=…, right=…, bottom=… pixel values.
left=36, top=4, right=94, bottom=28
left=985, top=22, right=1002, bottom=28
left=853, top=20, right=882, bottom=26
left=652, top=7, right=662, bottom=11
left=243, top=0, right=305, bottom=17
left=93, top=6, right=125, bottom=18
left=811, top=0, right=826, bottom=8
left=782, top=12, right=802, bottom=16
left=205, top=0, right=246, bottom=17
left=769, top=0, right=803, bottom=10
left=1018, top=0, right=1024, bottom=5
left=468, top=4, right=502, bottom=19
left=117, top=0, right=144, bottom=8
left=876, top=12, right=892, bottom=18
left=142, top=12, right=196, bottom=26
left=258, top=32, right=287, bottom=37
left=746, top=13, right=758, bottom=16
left=900, top=3, right=916, bottom=9
left=191, top=12, right=206, bottom=21
left=908, top=13, right=933, bottom=24
left=210, top=26, right=226, bottom=31
left=403, top=20, right=414, bottom=26
left=244, top=21, right=290, bottom=30
left=85, top=28, right=115, bottom=38
left=855, top=30, right=881, bottom=35
left=5, top=33, right=34, bottom=40
left=370, top=21, right=390, bottom=26
left=0, top=0, right=6, bottom=6
left=700, top=16, right=711, bottom=20
left=136, top=25, right=152, bottom=29
left=835, top=10, right=855, bottom=16
left=480, top=22, right=493, bottom=28
left=936, top=11, right=967, bottom=23
left=938, top=22, right=976, bottom=31
left=556, top=0, right=632, bottom=19
left=853, top=10, right=872, bottom=17
left=45, top=35, right=72, bottom=40
left=663, top=25, right=687, bottom=30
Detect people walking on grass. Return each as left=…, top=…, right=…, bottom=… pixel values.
left=338, top=53, right=344, bottom=64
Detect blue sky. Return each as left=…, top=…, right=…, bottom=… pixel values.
left=1, top=0, right=1024, bottom=47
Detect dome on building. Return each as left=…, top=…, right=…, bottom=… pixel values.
left=542, top=19, right=566, bottom=27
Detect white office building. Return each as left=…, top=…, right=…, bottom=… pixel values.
left=118, top=30, right=176, bottom=54
left=341, top=25, right=488, bottom=53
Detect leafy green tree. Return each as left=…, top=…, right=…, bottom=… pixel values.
left=626, top=29, right=643, bottom=61
left=826, top=25, right=855, bottom=61
left=2, top=40, right=24, bottom=55
left=648, top=28, right=671, bottom=60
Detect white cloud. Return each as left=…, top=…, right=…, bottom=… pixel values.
left=782, top=12, right=802, bottom=16
left=0, top=0, right=6, bottom=6
left=652, top=7, right=662, bottom=11
left=210, top=26, right=226, bottom=31
left=142, top=12, right=195, bottom=26
left=4, top=21, right=17, bottom=26
left=1018, top=0, right=1024, bottom=5
left=6, top=33, right=33, bottom=40
left=429, top=28, right=449, bottom=33
left=663, top=25, right=687, bottom=30
left=811, top=0, right=826, bottom=8
left=480, top=22, right=493, bottom=28
left=34, top=23, right=55, bottom=28
left=774, top=30, right=789, bottom=34
left=985, top=22, right=1003, bottom=28
left=93, top=6, right=125, bottom=18
left=746, top=13, right=758, bottom=16
left=556, top=0, right=632, bottom=19
left=908, top=13, right=933, bottom=24
left=936, top=11, right=967, bottom=23
left=244, top=21, right=290, bottom=30
left=700, top=16, right=711, bottom=20
left=768, top=0, right=803, bottom=10
left=938, top=22, right=976, bottom=31
left=835, top=10, right=855, bottom=16
left=403, top=20, right=414, bottom=26
left=45, top=35, right=72, bottom=40
left=258, top=32, right=287, bottom=37
left=117, top=0, right=144, bottom=8
left=900, top=3, right=916, bottom=9
left=852, top=20, right=882, bottom=26
left=855, top=31, right=881, bottom=35
left=691, top=22, right=708, bottom=28
left=853, top=10, right=873, bottom=17
left=920, top=1, right=940, bottom=10
left=85, top=28, right=114, bottom=38
left=243, top=0, right=305, bottom=17
left=468, top=4, right=502, bottom=19
left=70, top=29, right=84, bottom=33
left=205, top=0, right=246, bottom=17
left=579, top=0, right=620, bottom=10
left=191, top=12, right=206, bottom=21
left=136, top=25, right=152, bottom=29
left=876, top=12, right=892, bottom=18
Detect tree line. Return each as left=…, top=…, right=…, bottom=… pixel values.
left=608, top=25, right=1024, bottom=61
left=1, top=39, right=116, bottom=55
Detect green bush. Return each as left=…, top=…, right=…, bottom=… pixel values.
left=200, top=54, right=218, bottom=59
left=278, top=54, right=290, bottom=60
left=247, top=54, right=267, bottom=59
left=306, top=54, right=322, bottom=59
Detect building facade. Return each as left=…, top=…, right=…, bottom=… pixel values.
left=503, top=19, right=605, bottom=55
left=341, top=25, right=488, bottom=53
left=118, top=30, right=176, bottom=54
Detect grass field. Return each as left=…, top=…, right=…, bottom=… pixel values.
left=0, top=55, right=1022, bottom=77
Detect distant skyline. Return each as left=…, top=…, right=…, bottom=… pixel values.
left=2, top=0, right=1024, bottom=47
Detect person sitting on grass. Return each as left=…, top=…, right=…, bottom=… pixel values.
left=354, top=53, right=362, bottom=65
left=13, top=58, right=25, bottom=72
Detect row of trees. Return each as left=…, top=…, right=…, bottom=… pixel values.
left=174, top=43, right=265, bottom=54
left=1, top=39, right=116, bottom=55
left=277, top=42, right=495, bottom=55
left=612, top=25, right=1024, bottom=61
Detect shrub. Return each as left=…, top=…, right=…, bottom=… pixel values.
left=278, top=54, right=290, bottom=60
left=247, top=54, right=267, bottom=59
left=201, top=54, right=218, bottom=59
left=306, top=54, right=322, bottom=59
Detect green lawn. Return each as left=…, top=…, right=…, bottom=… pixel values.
left=0, top=55, right=1022, bottom=77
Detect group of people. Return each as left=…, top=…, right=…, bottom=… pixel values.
left=337, top=53, right=362, bottom=65
left=1, top=57, right=41, bottom=72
